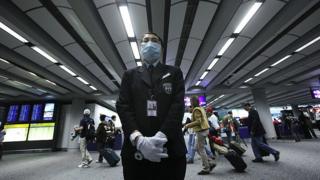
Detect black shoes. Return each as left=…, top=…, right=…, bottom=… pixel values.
left=210, top=164, right=216, bottom=171
left=198, top=170, right=210, bottom=175
left=274, top=151, right=280, bottom=161
left=252, top=158, right=264, bottom=163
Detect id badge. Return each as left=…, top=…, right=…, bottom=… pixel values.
left=147, top=100, right=157, bottom=117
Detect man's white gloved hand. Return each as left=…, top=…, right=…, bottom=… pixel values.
left=136, top=135, right=168, bottom=162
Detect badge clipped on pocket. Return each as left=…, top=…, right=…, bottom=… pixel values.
left=147, top=100, right=157, bottom=117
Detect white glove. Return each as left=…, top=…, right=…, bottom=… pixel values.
left=136, top=135, right=168, bottom=162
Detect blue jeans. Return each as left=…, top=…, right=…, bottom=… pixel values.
left=187, top=133, right=213, bottom=161
left=251, top=136, right=277, bottom=159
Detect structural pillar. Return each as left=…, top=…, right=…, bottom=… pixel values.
left=251, top=88, right=276, bottom=138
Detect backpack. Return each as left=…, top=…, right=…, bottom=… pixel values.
left=86, top=119, right=96, bottom=142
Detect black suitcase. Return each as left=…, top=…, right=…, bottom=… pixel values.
left=229, top=141, right=246, bottom=156
left=103, top=148, right=120, bottom=167
left=224, top=150, right=247, bottom=172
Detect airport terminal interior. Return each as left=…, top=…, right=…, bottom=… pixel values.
left=0, top=0, right=320, bottom=179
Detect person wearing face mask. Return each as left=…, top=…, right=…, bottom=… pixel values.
left=116, top=32, right=187, bottom=180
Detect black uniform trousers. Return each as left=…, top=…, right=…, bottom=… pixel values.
left=122, top=156, right=186, bottom=180
left=96, top=142, right=105, bottom=162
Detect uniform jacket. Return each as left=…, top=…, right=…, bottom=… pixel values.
left=116, top=63, right=187, bottom=159
left=185, top=107, right=210, bottom=132
left=96, top=121, right=107, bottom=143
left=247, top=109, right=266, bottom=137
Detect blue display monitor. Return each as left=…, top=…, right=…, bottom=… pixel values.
left=31, top=104, right=44, bottom=121
left=43, top=103, right=55, bottom=121
left=19, top=105, right=31, bottom=122
left=184, top=95, right=206, bottom=107
left=310, top=87, right=320, bottom=99
left=7, top=105, right=19, bottom=123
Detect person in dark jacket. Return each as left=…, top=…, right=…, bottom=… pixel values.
left=96, top=114, right=108, bottom=163
left=106, top=115, right=116, bottom=148
left=298, top=110, right=317, bottom=139
left=116, top=32, right=187, bottom=180
left=243, top=103, right=280, bottom=162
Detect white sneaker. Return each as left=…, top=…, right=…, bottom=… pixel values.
left=78, top=163, right=89, bottom=168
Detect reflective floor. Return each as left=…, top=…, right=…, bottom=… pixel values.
left=1, top=137, right=320, bottom=180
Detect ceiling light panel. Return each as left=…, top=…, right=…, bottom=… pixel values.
left=130, top=41, right=140, bottom=59
left=89, top=85, right=97, bottom=91
left=217, top=38, right=235, bottom=56
left=271, top=55, right=291, bottom=67
left=119, top=6, right=135, bottom=38
left=244, top=77, right=253, bottom=83
left=46, top=80, right=56, bottom=85
left=137, top=61, right=142, bottom=66
left=0, top=22, right=29, bottom=43
left=208, top=58, right=219, bottom=70
left=31, top=46, right=58, bottom=63
left=196, top=81, right=201, bottom=86
left=254, top=68, right=269, bottom=77
left=0, top=58, right=10, bottom=64
left=59, top=65, right=76, bottom=76
left=294, top=36, right=320, bottom=52
left=76, top=77, right=89, bottom=85
left=200, top=71, right=209, bottom=80
left=234, top=2, right=263, bottom=34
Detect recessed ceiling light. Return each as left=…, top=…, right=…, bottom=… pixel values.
left=234, top=2, right=263, bottom=34
left=295, top=36, right=320, bottom=52
left=130, top=41, right=140, bottom=59
left=137, top=61, right=142, bottom=66
left=77, top=77, right=89, bottom=85
left=0, top=58, right=10, bottom=64
left=208, top=58, right=219, bottom=70
left=31, top=46, right=58, bottom=63
left=271, top=55, right=291, bottom=67
left=254, top=68, right=269, bottom=77
left=46, top=80, right=56, bottom=85
left=13, top=81, right=32, bottom=88
left=0, top=22, right=29, bottom=43
left=200, top=71, right=209, bottom=80
left=28, top=72, right=38, bottom=77
left=244, top=78, right=253, bottom=83
left=89, top=85, right=97, bottom=91
left=59, top=65, right=76, bottom=76
left=196, top=80, right=201, bottom=86
left=119, top=6, right=135, bottom=38
left=217, top=38, right=235, bottom=56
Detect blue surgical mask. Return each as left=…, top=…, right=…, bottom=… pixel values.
left=140, top=41, right=161, bottom=65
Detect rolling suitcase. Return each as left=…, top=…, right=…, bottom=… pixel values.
left=224, top=150, right=247, bottom=172
left=229, top=141, right=246, bottom=156
left=103, top=148, right=120, bottom=167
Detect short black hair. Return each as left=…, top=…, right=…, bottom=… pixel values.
left=100, top=114, right=106, bottom=121
left=142, top=32, right=163, bottom=47
left=243, top=103, right=251, bottom=107
left=191, top=96, right=199, bottom=107
left=228, top=111, right=233, bottom=115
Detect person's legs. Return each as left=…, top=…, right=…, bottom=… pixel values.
left=187, top=134, right=196, bottom=162
left=225, top=130, right=232, bottom=144
left=96, top=142, right=104, bottom=162
left=309, top=128, right=318, bottom=138
left=254, top=136, right=278, bottom=154
left=251, top=137, right=262, bottom=160
left=196, top=130, right=213, bottom=174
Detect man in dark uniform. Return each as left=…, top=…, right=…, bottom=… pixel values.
left=243, top=103, right=280, bottom=162
left=116, top=32, right=187, bottom=180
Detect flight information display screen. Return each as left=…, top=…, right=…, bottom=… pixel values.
left=31, top=104, right=43, bottom=121
left=28, top=123, right=55, bottom=141
left=43, top=103, right=55, bottom=121
left=7, top=105, right=19, bottom=123
left=19, top=105, right=31, bottom=122
left=3, top=124, right=29, bottom=142
left=184, top=96, right=206, bottom=107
